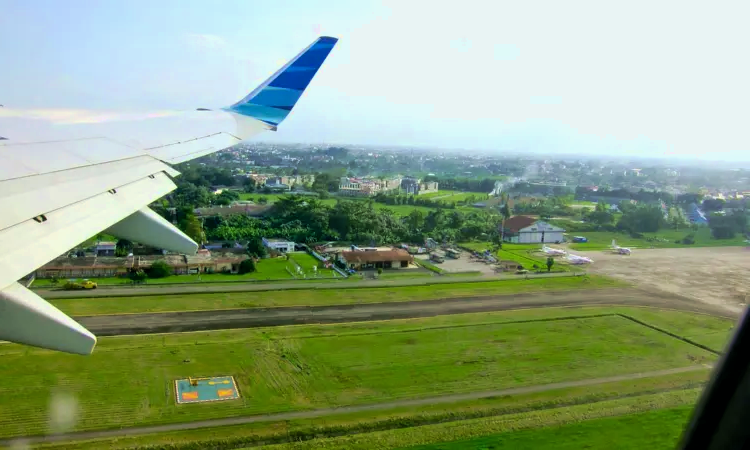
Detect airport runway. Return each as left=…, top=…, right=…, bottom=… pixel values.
left=76, top=288, right=737, bottom=337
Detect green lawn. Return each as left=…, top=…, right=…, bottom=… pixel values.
left=40, top=371, right=708, bottom=449
left=0, top=309, right=721, bottom=438
left=257, top=391, right=699, bottom=449
left=458, top=242, right=570, bottom=272
left=48, top=276, right=624, bottom=316
left=400, top=406, right=693, bottom=450
left=288, top=252, right=337, bottom=278
left=568, top=228, right=749, bottom=250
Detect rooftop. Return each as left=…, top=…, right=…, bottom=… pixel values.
left=503, top=215, right=538, bottom=233
left=341, top=249, right=413, bottom=263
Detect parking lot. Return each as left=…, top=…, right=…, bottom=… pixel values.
left=415, top=252, right=499, bottom=274
left=580, top=246, right=750, bottom=314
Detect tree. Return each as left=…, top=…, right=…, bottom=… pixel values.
left=546, top=257, right=554, bottom=272
left=500, top=203, right=511, bottom=221
left=171, top=182, right=212, bottom=208
left=586, top=209, right=613, bottom=227
left=129, top=269, right=147, bottom=284
left=214, top=190, right=240, bottom=206
left=243, top=178, right=257, bottom=193
left=115, top=239, right=133, bottom=257
left=247, top=238, right=268, bottom=258
left=616, top=205, right=666, bottom=233
left=702, top=198, right=725, bottom=213
left=179, top=212, right=205, bottom=245
left=238, top=258, right=256, bottom=274
left=709, top=212, right=747, bottom=239
left=147, top=260, right=172, bottom=278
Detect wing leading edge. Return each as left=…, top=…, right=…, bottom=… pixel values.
left=0, top=36, right=338, bottom=355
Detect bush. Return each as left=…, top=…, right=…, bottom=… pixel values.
left=147, top=260, right=172, bottom=279
left=680, top=233, right=696, bottom=245
left=129, top=269, right=147, bottom=284
left=377, top=267, right=383, bottom=275
left=238, top=259, right=256, bottom=274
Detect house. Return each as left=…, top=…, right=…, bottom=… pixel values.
left=262, top=238, right=295, bottom=253
left=95, top=241, right=116, bottom=257
left=502, top=216, right=565, bottom=244
left=685, top=203, right=709, bottom=225
left=33, top=252, right=248, bottom=278
left=400, top=177, right=438, bottom=195
left=339, top=249, right=413, bottom=270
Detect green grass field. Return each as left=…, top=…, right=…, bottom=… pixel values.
left=401, top=405, right=692, bottom=450
left=255, top=391, right=699, bottom=450
left=568, top=228, right=749, bottom=250
left=0, top=307, right=727, bottom=439
left=459, top=242, right=570, bottom=272
left=38, top=372, right=707, bottom=449
left=47, top=276, right=623, bottom=316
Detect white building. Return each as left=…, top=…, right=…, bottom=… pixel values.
left=262, top=238, right=295, bottom=253
left=503, top=216, right=565, bottom=244
left=95, top=241, right=116, bottom=256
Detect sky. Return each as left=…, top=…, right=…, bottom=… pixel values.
left=1, top=0, right=749, bottom=161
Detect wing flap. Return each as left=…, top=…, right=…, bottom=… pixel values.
left=0, top=282, right=96, bottom=355
left=0, top=155, right=177, bottom=232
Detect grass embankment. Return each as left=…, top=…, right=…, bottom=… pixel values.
left=567, top=228, right=749, bottom=251
left=401, top=406, right=692, bottom=450
left=48, top=275, right=623, bottom=316
left=0, top=308, right=726, bottom=439
left=251, top=391, right=699, bottom=450
left=37, top=375, right=706, bottom=449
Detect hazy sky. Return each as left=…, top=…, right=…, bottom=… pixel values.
left=2, top=0, right=749, bottom=161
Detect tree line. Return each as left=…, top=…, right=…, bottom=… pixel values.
left=199, top=196, right=502, bottom=246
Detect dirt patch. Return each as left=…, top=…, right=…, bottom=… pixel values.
left=580, top=246, right=750, bottom=315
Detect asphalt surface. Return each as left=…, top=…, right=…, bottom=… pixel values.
left=1, top=366, right=709, bottom=446
left=76, top=287, right=738, bottom=337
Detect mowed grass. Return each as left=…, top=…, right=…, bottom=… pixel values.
left=38, top=370, right=709, bottom=449
left=251, top=390, right=700, bottom=450
left=402, top=406, right=692, bottom=450
left=568, top=228, right=750, bottom=250
left=0, top=309, right=719, bottom=438
left=48, top=276, right=624, bottom=316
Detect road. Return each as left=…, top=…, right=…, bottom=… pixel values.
left=35, top=272, right=580, bottom=299
left=2, top=366, right=709, bottom=446
left=76, top=288, right=737, bottom=337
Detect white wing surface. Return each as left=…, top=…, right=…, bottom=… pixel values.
left=0, top=36, right=338, bottom=355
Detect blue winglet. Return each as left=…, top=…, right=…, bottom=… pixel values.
left=224, top=36, right=338, bottom=128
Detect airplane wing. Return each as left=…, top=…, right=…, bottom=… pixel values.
left=0, top=36, right=338, bottom=356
